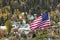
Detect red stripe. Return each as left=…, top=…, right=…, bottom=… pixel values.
left=33, top=16, right=42, bottom=24
left=30, top=26, right=38, bottom=29
left=40, top=20, right=50, bottom=25
left=39, top=20, right=50, bottom=28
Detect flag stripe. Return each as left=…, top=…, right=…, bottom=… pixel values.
left=30, top=26, right=38, bottom=30
left=39, top=20, right=50, bottom=28
left=33, top=16, right=42, bottom=22
left=40, top=20, right=50, bottom=25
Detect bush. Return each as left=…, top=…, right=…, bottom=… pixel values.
left=5, top=20, right=12, bottom=34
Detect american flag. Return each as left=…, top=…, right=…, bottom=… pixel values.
left=30, top=12, right=50, bottom=30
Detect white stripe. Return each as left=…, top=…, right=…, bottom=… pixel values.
left=40, top=21, right=50, bottom=26
left=30, top=22, right=40, bottom=27
left=40, top=24, right=50, bottom=27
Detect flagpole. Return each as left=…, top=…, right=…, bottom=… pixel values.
left=48, top=12, right=50, bottom=21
